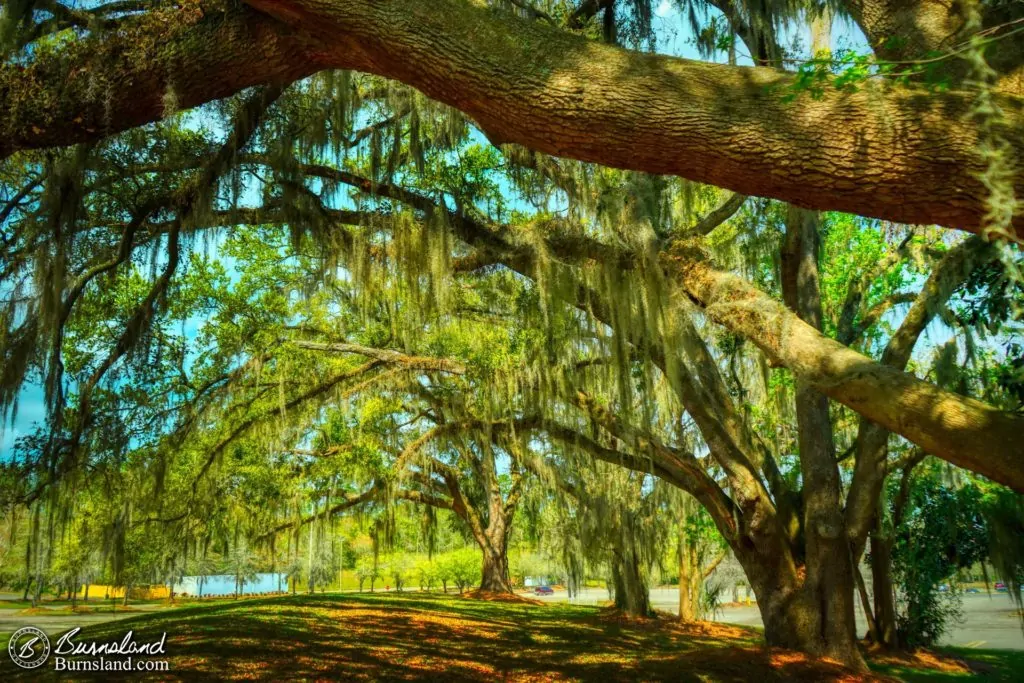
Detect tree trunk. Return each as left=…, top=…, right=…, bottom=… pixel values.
left=612, top=549, right=651, bottom=617
left=736, top=548, right=864, bottom=670
left=870, top=531, right=900, bottom=648
left=760, top=208, right=865, bottom=671
left=854, top=565, right=881, bottom=643
left=678, top=532, right=697, bottom=621
left=480, top=545, right=513, bottom=593
left=678, top=565, right=694, bottom=621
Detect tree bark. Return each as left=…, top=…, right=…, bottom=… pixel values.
left=870, top=522, right=900, bottom=648
left=612, top=549, right=652, bottom=617
left=667, top=243, right=1024, bottom=492
left=3, top=0, right=1022, bottom=234
left=678, top=531, right=696, bottom=621
left=480, top=542, right=513, bottom=593
left=780, top=207, right=865, bottom=670
left=845, top=0, right=1024, bottom=94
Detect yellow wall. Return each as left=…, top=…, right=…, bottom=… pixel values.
left=75, top=584, right=123, bottom=599
left=75, top=584, right=169, bottom=600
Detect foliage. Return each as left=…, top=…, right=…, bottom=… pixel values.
left=888, top=467, right=988, bottom=647
left=436, top=548, right=481, bottom=594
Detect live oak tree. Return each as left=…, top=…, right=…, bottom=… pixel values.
left=2, top=0, right=1023, bottom=675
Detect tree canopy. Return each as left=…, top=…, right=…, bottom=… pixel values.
left=1, top=0, right=1022, bottom=674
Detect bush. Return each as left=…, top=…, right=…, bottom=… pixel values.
left=889, top=472, right=985, bottom=647
left=436, top=548, right=480, bottom=594
left=380, top=554, right=412, bottom=591
left=414, top=558, right=439, bottom=591
left=354, top=556, right=380, bottom=592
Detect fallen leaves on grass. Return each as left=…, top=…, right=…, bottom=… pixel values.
left=462, top=590, right=544, bottom=605
left=6, top=593, right=983, bottom=682
left=668, top=619, right=756, bottom=641
left=767, top=649, right=892, bottom=682
left=867, top=646, right=973, bottom=674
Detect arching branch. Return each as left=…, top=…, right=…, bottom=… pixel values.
left=3, top=0, right=1021, bottom=233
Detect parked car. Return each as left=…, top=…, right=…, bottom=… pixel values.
left=938, top=584, right=949, bottom=593
left=966, top=588, right=980, bottom=594
left=995, top=582, right=1007, bottom=592
left=534, top=586, right=554, bottom=595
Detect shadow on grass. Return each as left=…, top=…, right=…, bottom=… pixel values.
left=0, top=592, right=990, bottom=681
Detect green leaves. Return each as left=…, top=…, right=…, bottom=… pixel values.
left=782, top=48, right=953, bottom=103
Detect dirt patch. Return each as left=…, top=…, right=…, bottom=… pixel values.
left=462, top=590, right=544, bottom=605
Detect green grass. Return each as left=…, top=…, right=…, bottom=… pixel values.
left=0, top=592, right=1018, bottom=681
left=869, top=647, right=1024, bottom=682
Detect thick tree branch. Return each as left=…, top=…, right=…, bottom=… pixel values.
left=192, top=359, right=385, bottom=491
left=667, top=240, right=1024, bottom=491
left=393, top=487, right=456, bottom=511
left=845, top=235, right=999, bottom=550
left=3, top=0, right=1022, bottom=234
left=535, top=410, right=741, bottom=540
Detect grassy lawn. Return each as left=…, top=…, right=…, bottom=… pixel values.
left=0, top=592, right=1017, bottom=681
left=868, top=647, right=1024, bottom=682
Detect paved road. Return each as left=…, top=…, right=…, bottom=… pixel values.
left=533, top=587, right=1024, bottom=650
left=0, top=598, right=169, bottom=640
left=0, top=611, right=145, bottom=640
